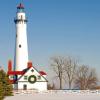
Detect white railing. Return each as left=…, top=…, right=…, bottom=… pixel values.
left=13, top=90, right=100, bottom=95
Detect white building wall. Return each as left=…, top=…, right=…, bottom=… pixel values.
left=17, top=67, right=47, bottom=91
left=18, top=82, right=47, bottom=91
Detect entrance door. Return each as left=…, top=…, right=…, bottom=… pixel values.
left=23, top=84, right=27, bottom=90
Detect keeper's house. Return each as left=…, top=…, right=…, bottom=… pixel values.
left=7, top=61, right=48, bottom=91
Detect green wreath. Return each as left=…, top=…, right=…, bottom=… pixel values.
left=28, top=75, right=37, bottom=84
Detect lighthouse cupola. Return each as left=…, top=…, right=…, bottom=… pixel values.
left=17, top=3, right=24, bottom=12
left=14, top=3, right=27, bottom=24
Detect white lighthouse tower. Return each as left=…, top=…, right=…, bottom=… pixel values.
left=14, top=3, right=28, bottom=71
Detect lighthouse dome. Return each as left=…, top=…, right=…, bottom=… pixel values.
left=17, top=3, right=25, bottom=12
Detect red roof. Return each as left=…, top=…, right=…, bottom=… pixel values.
left=7, top=71, right=25, bottom=75
left=17, top=3, right=24, bottom=9
left=39, top=71, right=47, bottom=75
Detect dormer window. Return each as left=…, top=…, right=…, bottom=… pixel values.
left=24, top=76, right=28, bottom=80
left=38, top=76, right=41, bottom=80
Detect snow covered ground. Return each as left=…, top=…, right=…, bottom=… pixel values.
left=5, top=90, right=100, bottom=100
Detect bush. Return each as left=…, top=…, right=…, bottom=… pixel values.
left=47, top=83, right=55, bottom=90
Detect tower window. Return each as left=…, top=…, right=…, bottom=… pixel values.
left=21, top=15, right=23, bottom=19
left=19, top=44, right=21, bottom=48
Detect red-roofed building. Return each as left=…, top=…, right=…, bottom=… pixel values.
left=7, top=60, right=48, bottom=91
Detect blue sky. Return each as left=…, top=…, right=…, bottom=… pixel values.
left=0, top=0, right=100, bottom=80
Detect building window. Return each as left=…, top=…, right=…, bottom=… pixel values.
left=38, top=76, right=41, bottom=80
left=23, top=84, right=27, bottom=90
left=31, top=69, right=34, bottom=72
left=10, top=75, right=13, bottom=80
left=19, top=44, right=21, bottom=48
left=24, top=76, right=28, bottom=80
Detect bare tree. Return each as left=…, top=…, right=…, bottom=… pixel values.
left=64, top=57, right=77, bottom=89
left=50, top=56, right=65, bottom=89
left=74, top=65, right=98, bottom=90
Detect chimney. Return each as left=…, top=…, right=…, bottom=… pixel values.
left=27, top=62, right=32, bottom=68
left=8, top=60, right=12, bottom=72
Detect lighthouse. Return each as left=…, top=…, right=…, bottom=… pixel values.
left=7, top=3, right=47, bottom=91
left=14, top=3, right=28, bottom=71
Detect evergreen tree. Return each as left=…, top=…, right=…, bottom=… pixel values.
left=0, top=82, right=4, bottom=100
left=0, top=70, right=13, bottom=99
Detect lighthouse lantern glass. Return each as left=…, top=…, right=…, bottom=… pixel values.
left=17, top=8, right=24, bottom=13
